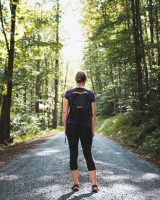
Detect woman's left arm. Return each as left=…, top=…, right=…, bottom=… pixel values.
left=62, top=97, right=69, bottom=135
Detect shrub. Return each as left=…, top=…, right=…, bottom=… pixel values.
left=96, top=112, right=160, bottom=159
left=11, top=113, right=41, bottom=137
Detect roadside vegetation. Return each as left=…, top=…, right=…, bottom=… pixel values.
left=0, top=126, right=63, bottom=148
left=96, top=113, right=160, bottom=161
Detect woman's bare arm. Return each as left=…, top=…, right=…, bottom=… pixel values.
left=91, top=101, right=96, bottom=137
left=62, top=97, right=69, bottom=135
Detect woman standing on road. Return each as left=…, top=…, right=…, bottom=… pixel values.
left=62, top=71, right=99, bottom=193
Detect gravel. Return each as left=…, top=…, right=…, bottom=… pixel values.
left=0, top=132, right=160, bottom=200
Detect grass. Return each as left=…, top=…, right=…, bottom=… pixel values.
left=96, top=115, right=119, bottom=136
left=0, top=126, right=64, bottom=147
left=96, top=113, right=160, bottom=161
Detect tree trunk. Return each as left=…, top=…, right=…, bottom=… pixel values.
left=148, top=0, right=154, bottom=58
left=59, top=62, right=69, bottom=126
left=52, top=0, right=60, bottom=129
left=30, top=71, right=34, bottom=113
left=138, top=0, right=149, bottom=96
left=44, top=58, right=49, bottom=100
left=88, top=49, right=96, bottom=93
left=35, top=59, right=41, bottom=115
left=95, top=45, right=102, bottom=93
left=110, top=64, right=118, bottom=114
left=126, top=0, right=131, bottom=30
left=144, top=20, right=152, bottom=73
left=0, top=0, right=18, bottom=143
left=23, top=86, right=27, bottom=113
left=155, top=5, right=160, bottom=65
left=44, top=57, right=49, bottom=127
left=90, top=66, right=96, bottom=93
left=155, top=5, right=160, bottom=94
left=131, top=0, right=144, bottom=112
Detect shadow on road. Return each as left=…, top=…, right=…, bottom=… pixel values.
left=56, top=191, right=94, bottom=200
left=56, top=191, right=74, bottom=200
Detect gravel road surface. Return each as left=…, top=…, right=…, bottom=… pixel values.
left=0, top=132, right=160, bottom=200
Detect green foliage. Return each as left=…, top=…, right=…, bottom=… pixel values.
left=12, top=129, right=58, bottom=145
left=115, top=112, right=141, bottom=128
left=96, top=115, right=118, bottom=136
left=0, top=0, right=64, bottom=143
left=97, top=112, right=141, bottom=137
left=96, top=94, right=114, bottom=116
left=82, top=0, right=137, bottom=114
left=82, top=0, right=160, bottom=115
left=142, top=128, right=160, bottom=159
left=11, top=113, right=41, bottom=137
left=82, top=0, right=160, bottom=161
left=97, top=113, right=160, bottom=159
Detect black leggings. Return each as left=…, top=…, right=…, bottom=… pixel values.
left=66, top=124, right=96, bottom=171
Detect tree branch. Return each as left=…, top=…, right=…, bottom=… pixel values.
left=0, top=0, right=10, bottom=53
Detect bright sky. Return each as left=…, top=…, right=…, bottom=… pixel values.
left=28, top=0, right=85, bottom=83
left=60, top=0, right=85, bottom=74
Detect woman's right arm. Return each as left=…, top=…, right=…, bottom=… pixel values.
left=91, top=101, right=96, bottom=137
left=62, top=97, right=69, bottom=135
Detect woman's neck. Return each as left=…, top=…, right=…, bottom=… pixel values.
left=76, top=83, right=85, bottom=88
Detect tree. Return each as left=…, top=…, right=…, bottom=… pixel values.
left=82, top=0, right=160, bottom=117
left=131, top=0, right=144, bottom=112
left=52, top=0, right=60, bottom=129
left=0, top=0, right=19, bottom=143
left=0, top=0, right=63, bottom=143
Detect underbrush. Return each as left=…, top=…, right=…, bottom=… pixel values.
left=12, top=128, right=59, bottom=145
left=0, top=126, right=63, bottom=147
left=7, top=113, right=64, bottom=145
left=96, top=112, right=160, bottom=160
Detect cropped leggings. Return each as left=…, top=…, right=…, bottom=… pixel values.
left=66, top=124, right=96, bottom=171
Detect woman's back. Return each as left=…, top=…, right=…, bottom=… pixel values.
left=64, top=87, right=96, bottom=126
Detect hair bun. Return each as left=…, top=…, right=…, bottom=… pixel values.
left=75, top=71, right=87, bottom=83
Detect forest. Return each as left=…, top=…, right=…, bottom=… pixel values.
left=0, top=0, right=160, bottom=160
left=82, top=0, right=160, bottom=159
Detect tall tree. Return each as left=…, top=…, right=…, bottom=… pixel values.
left=0, top=0, right=19, bottom=143
left=131, top=0, right=144, bottom=112
left=82, top=0, right=160, bottom=116
left=52, top=0, right=60, bottom=128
